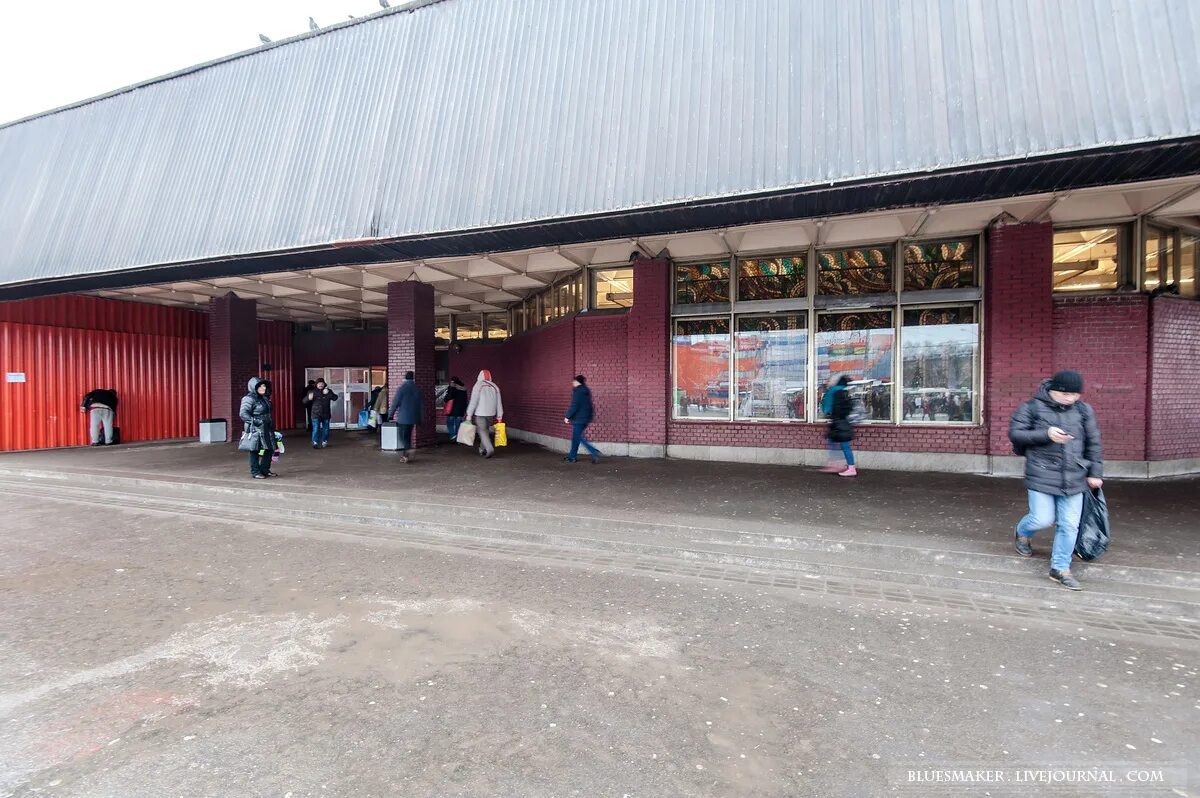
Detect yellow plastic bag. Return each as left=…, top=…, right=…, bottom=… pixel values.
left=493, top=422, right=508, bottom=447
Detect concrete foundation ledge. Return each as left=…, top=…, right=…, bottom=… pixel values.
left=666, top=444, right=989, bottom=472
left=991, top=455, right=1200, bottom=479
left=502, top=427, right=662, bottom=458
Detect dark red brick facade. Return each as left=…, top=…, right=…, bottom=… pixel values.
left=209, top=294, right=258, bottom=437
left=1149, top=296, right=1200, bottom=461
left=387, top=281, right=437, bottom=447
left=626, top=258, right=670, bottom=447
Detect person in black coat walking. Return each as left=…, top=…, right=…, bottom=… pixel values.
left=443, top=377, right=468, bottom=441
left=821, top=374, right=857, bottom=477
left=564, top=375, right=601, bottom=464
left=1008, top=370, right=1104, bottom=591
left=387, top=371, right=423, bottom=463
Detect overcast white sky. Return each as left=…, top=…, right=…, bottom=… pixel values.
left=0, top=0, right=389, bottom=124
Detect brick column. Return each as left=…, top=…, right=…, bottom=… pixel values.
left=387, top=280, right=436, bottom=447
left=626, top=257, right=671, bottom=455
left=209, top=293, right=259, bottom=440
left=984, top=221, right=1054, bottom=456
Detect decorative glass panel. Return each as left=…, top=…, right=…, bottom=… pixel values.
left=675, top=261, right=731, bottom=304
left=673, top=318, right=731, bottom=419
left=901, top=306, right=979, bottom=423
left=816, top=311, right=894, bottom=420
left=736, top=256, right=807, bottom=301
left=1053, top=227, right=1122, bottom=292
left=1144, top=225, right=1175, bottom=291
left=734, top=315, right=808, bottom=420
left=591, top=267, right=634, bottom=309
left=817, top=246, right=893, bottom=295
left=903, top=239, right=977, bottom=291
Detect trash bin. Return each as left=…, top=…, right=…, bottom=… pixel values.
left=380, top=422, right=401, bottom=451
left=199, top=418, right=227, bottom=444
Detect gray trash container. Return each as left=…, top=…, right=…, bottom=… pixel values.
left=199, top=418, right=227, bottom=444
left=380, top=422, right=401, bottom=451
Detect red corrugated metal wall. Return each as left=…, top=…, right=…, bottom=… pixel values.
left=0, top=296, right=211, bottom=451
left=258, top=320, right=296, bottom=430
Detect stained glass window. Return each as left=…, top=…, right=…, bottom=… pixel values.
left=737, top=256, right=807, bottom=301
left=903, top=239, right=977, bottom=291
left=734, top=314, right=808, bottom=420
left=901, top=307, right=978, bottom=423
left=817, top=247, right=893, bottom=295
left=816, top=311, right=894, bottom=420
left=673, top=318, right=731, bottom=419
left=676, top=261, right=731, bottom=304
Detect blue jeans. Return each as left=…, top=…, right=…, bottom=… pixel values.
left=569, top=423, right=600, bottom=460
left=827, top=440, right=855, bottom=466
left=1017, top=490, right=1085, bottom=571
left=447, top=416, right=463, bottom=440
left=311, top=418, right=330, bottom=446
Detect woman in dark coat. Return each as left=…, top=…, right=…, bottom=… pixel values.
left=239, top=377, right=276, bottom=479
left=443, top=377, right=469, bottom=442
left=821, top=374, right=857, bottom=477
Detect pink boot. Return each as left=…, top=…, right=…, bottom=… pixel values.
left=838, top=465, right=858, bottom=477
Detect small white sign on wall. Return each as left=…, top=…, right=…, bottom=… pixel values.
left=5, top=373, right=25, bottom=383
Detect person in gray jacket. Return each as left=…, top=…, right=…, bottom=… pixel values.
left=1008, top=370, right=1103, bottom=590
left=465, top=369, right=504, bottom=459
left=239, top=377, right=276, bottom=479
left=387, top=370, right=423, bottom=463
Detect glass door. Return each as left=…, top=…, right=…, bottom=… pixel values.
left=346, top=368, right=371, bottom=429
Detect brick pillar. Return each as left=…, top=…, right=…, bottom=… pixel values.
left=387, top=280, right=436, bottom=447
left=984, top=221, right=1054, bottom=456
left=626, top=257, right=671, bottom=455
left=209, top=293, right=259, bottom=440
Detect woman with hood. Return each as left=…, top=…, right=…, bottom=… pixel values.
left=465, top=370, right=504, bottom=458
left=239, top=376, right=277, bottom=479
left=821, top=373, right=857, bottom=477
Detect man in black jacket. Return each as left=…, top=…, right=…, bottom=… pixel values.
left=80, top=388, right=118, bottom=446
left=306, top=378, right=338, bottom=449
left=1008, top=370, right=1104, bottom=591
left=563, top=375, right=601, bottom=464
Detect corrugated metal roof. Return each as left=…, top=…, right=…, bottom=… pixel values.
left=2, top=0, right=1198, bottom=288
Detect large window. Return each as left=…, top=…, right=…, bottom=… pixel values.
left=484, top=312, right=509, bottom=340
left=818, top=246, right=893, bottom=295
left=1053, top=227, right=1124, bottom=292
left=734, top=315, right=808, bottom=420
left=676, top=261, right=731, bottom=304
left=1144, top=225, right=1175, bottom=291
left=737, top=256, right=806, bottom=301
left=455, top=314, right=483, bottom=340
left=591, top=267, right=634, bottom=309
left=816, top=311, right=894, bottom=421
left=901, top=306, right=979, bottom=423
left=434, top=315, right=451, bottom=346
left=1183, top=232, right=1198, bottom=298
left=673, top=319, right=731, bottom=419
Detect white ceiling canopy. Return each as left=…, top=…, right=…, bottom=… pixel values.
left=92, top=176, right=1200, bottom=322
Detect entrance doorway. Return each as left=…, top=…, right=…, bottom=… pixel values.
left=304, top=367, right=383, bottom=429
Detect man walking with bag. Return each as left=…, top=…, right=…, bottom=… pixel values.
left=387, top=371, right=423, bottom=464
left=466, top=370, right=503, bottom=459
left=563, top=375, right=601, bottom=464
left=1008, top=370, right=1103, bottom=591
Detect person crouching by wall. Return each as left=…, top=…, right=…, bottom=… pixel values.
left=239, top=377, right=276, bottom=479
left=466, top=370, right=504, bottom=459
left=821, top=374, right=857, bottom=478
left=80, top=388, right=118, bottom=446
left=388, top=370, right=423, bottom=463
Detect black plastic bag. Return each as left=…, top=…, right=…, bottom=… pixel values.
left=1074, top=488, right=1110, bottom=561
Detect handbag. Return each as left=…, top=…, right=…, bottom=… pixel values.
left=368, top=410, right=379, bottom=429
left=493, top=421, right=508, bottom=447
left=443, top=401, right=453, bottom=415
left=1074, top=488, right=1110, bottom=561
left=237, top=428, right=258, bottom=452
left=456, top=420, right=476, bottom=446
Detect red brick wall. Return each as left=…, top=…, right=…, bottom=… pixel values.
left=574, top=313, right=629, bottom=441
left=1148, top=296, right=1200, bottom=460
left=1051, top=295, right=1149, bottom=460
left=294, top=330, right=387, bottom=373
left=627, top=258, right=670, bottom=445
left=387, top=282, right=436, bottom=446
left=453, top=319, right=576, bottom=438
left=209, top=294, right=258, bottom=432
left=985, top=221, right=1055, bottom=455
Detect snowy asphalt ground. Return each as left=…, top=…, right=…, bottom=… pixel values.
left=1, top=492, right=1197, bottom=796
